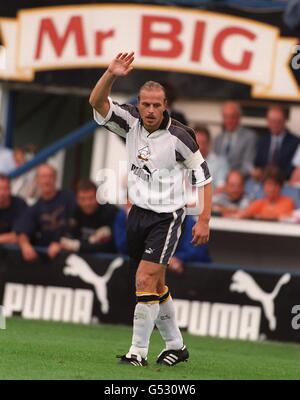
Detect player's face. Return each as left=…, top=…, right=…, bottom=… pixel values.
left=77, top=190, right=98, bottom=215
left=0, top=179, right=11, bottom=207
left=138, top=89, right=167, bottom=133
left=264, top=179, right=281, bottom=201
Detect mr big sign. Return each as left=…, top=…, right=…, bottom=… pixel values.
left=0, top=4, right=299, bottom=100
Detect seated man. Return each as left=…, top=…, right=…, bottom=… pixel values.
left=252, top=105, right=299, bottom=180
left=60, top=180, right=119, bottom=253
left=17, top=164, right=76, bottom=261
left=214, top=101, right=257, bottom=176
left=234, top=167, right=295, bottom=221
left=212, top=170, right=251, bottom=217
left=195, top=125, right=229, bottom=193
left=0, top=174, right=27, bottom=245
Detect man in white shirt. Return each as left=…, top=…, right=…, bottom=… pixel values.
left=89, top=52, right=212, bottom=367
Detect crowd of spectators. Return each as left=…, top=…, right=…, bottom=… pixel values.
left=201, top=102, right=300, bottom=223
left=0, top=162, right=211, bottom=273
left=0, top=100, right=299, bottom=270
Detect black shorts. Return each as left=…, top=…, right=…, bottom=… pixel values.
left=126, top=205, right=186, bottom=266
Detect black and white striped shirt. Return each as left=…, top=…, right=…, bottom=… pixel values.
left=94, top=97, right=212, bottom=213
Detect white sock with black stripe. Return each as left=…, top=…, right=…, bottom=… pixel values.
left=155, top=287, right=183, bottom=350
left=129, top=294, right=160, bottom=359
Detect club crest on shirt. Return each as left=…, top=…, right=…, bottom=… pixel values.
left=137, top=145, right=150, bottom=161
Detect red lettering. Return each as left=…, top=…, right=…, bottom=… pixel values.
left=95, top=29, right=114, bottom=56
left=35, top=16, right=87, bottom=59
left=141, top=15, right=182, bottom=58
left=213, top=27, right=256, bottom=71
left=191, top=21, right=206, bottom=62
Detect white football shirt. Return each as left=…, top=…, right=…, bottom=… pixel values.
left=94, top=97, right=212, bottom=213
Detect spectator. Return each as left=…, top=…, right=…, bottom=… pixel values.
left=195, top=125, right=229, bottom=193
left=214, top=101, right=257, bottom=175
left=17, top=164, right=76, bottom=261
left=212, top=170, right=251, bottom=217
left=10, top=146, right=38, bottom=201
left=0, top=145, right=16, bottom=174
left=60, top=180, right=119, bottom=253
left=0, top=175, right=27, bottom=244
left=252, top=106, right=299, bottom=180
left=235, top=167, right=295, bottom=221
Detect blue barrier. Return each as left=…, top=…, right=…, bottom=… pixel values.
left=8, top=120, right=98, bottom=179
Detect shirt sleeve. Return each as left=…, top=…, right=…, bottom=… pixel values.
left=183, top=150, right=212, bottom=188
left=93, top=97, right=139, bottom=138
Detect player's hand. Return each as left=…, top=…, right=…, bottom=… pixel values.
left=21, top=243, right=38, bottom=262
left=108, top=52, right=134, bottom=76
left=47, top=242, right=62, bottom=259
left=191, top=220, right=210, bottom=246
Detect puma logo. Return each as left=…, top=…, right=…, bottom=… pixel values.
left=63, top=254, right=123, bottom=314
left=230, top=270, right=291, bottom=331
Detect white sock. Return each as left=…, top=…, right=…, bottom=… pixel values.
left=129, top=302, right=159, bottom=359
left=155, top=290, right=183, bottom=351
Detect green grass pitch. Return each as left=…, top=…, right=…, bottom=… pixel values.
left=0, top=318, right=299, bottom=380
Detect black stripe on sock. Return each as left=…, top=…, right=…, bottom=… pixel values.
left=136, top=294, right=160, bottom=303
left=159, top=290, right=170, bottom=304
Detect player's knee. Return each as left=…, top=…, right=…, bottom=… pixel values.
left=136, top=270, right=158, bottom=292
left=156, top=281, right=165, bottom=295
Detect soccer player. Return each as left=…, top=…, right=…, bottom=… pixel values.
left=89, top=52, right=212, bottom=367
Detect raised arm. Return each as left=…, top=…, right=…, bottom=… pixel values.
left=89, top=52, right=135, bottom=118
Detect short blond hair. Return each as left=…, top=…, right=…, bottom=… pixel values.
left=138, top=81, right=166, bottom=100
